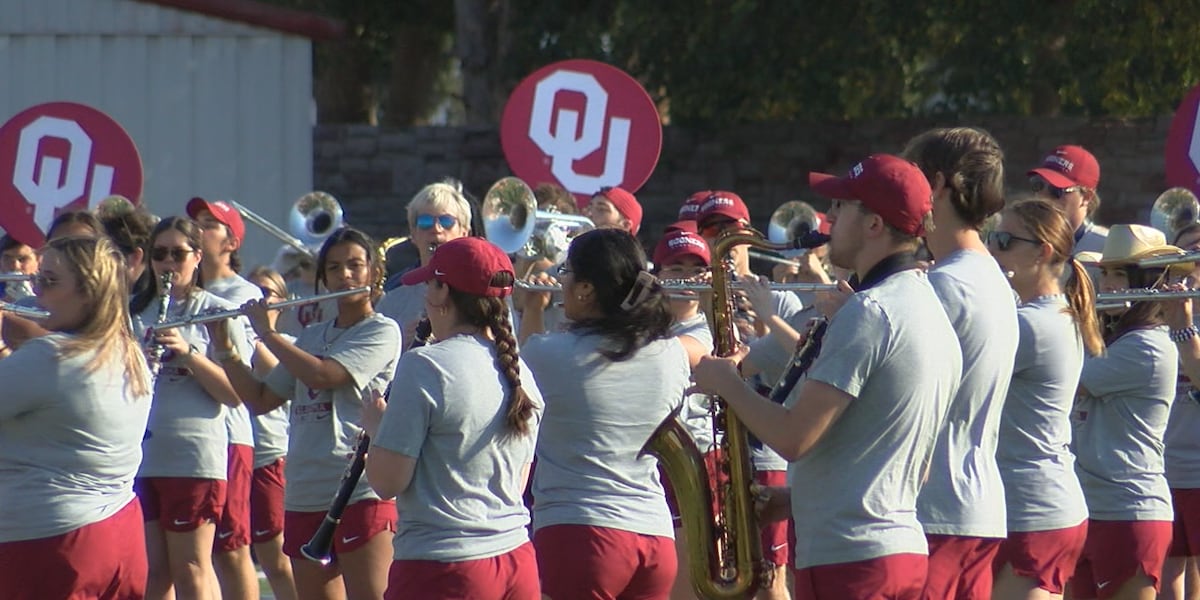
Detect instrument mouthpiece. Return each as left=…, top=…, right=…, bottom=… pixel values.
left=797, top=231, right=831, bottom=250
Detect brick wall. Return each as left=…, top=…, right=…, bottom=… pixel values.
left=315, top=116, right=1176, bottom=244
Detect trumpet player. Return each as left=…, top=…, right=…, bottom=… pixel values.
left=0, top=236, right=152, bottom=599
left=0, top=233, right=38, bottom=305
left=902, top=127, right=1017, bottom=600
left=692, top=155, right=962, bottom=600
left=1071, top=224, right=1180, bottom=600
left=186, top=197, right=263, bottom=599
left=583, top=185, right=643, bottom=235
left=1027, top=145, right=1108, bottom=256
left=130, top=217, right=251, bottom=600
left=377, top=181, right=472, bottom=351
left=210, top=227, right=401, bottom=600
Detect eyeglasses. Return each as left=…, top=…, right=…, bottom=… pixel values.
left=151, top=247, right=196, bottom=262
left=987, top=231, right=1042, bottom=252
left=1030, top=178, right=1083, bottom=199
left=258, top=286, right=282, bottom=300
left=415, top=214, right=459, bottom=230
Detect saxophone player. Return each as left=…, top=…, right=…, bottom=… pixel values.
left=692, top=155, right=962, bottom=600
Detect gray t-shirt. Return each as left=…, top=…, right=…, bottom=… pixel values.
left=252, top=334, right=294, bottom=469
left=205, top=274, right=264, bottom=448
left=0, top=335, right=152, bottom=542
left=1165, top=387, right=1200, bottom=489
left=791, top=269, right=962, bottom=569
left=373, top=334, right=544, bottom=561
left=523, top=331, right=690, bottom=538
left=1074, top=327, right=1176, bottom=521
left=670, top=313, right=719, bottom=450
left=376, top=283, right=427, bottom=352
left=744, top=290, right=805, bottom=472
left=264, top=313, right=401, bottom=511
left=133, top=290, right=250, bottom=479
left=996, top=296, right=1089, bottom=531
left=918, top=249, right=1018, bottom=538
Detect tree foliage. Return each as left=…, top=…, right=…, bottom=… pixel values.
left=274, top=0, right=1200, bottom=126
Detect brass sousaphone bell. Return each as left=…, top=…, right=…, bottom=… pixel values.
left=1150, top=187, right=1200, bottom=243
left=480, top=177, right=594, bottom=259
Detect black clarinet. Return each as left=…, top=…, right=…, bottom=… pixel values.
left=300, top=317, right=434, bottom=565
left=767, top=317, right=829, bottom=404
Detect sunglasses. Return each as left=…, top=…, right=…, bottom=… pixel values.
left=415, top=214, right=459, bottom=230
left=151, top=246, right=196, bottom=262
left=1030, top=178, right=1083, bottom=199
left=987, top=231, right=1042, bottom=252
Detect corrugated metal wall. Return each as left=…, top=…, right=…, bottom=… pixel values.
left=0, top=0, right=314, bottom=267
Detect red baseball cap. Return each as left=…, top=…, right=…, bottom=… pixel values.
left=186, top=197, right=246, bottom=243
left=696, top=191, right=751, bottom=229
left=1027, top=145, right=1100, bottom=190
left=401, top=236, right=515, bottom=297
left=677, top=190, right=712, bottom=221
left=595, top=187, right=643, bottom=235
left=653, top=230, right=711, bottom=267
left=809, top=154, right=932, bottom=237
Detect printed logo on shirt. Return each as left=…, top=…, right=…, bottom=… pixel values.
left=293, top=401, right=333, bottom=423
left=298, top=303, right=323, bottom=328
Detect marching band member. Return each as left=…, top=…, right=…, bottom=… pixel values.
left=0, top=233, right=38, bottom=306
left=902, top=126, right=1018, bottom=600
left=0, top=236, right=153, bottom=599
left=652, top=228, right=720, bottom=600
left=131, top=216, right=250, bottom=600
left=211, top=227, right=402, bottom=600
left=98, top=203, right=157, bottom=294
left=522, top=227, right=691, bottom=600
left=583, top=185, right=643, bottom=235
left=377, top=181, right=472, bottom=351
left=361, top=236, right=544, bottom=599
left=46, top=209, right=103, bottom=241
left=696, top=190, right=803, bottom=599
left=987, top=198, right=1103, bottom=599
left=1070, top=224, right=1180, bottom=600
left=187, top=196, right=262, bottom=600
left=692, top=155, right=962, bottom=600
left=1157, top=223, right=1200, bottom=600
left=243, top=266, right=299, bottom=600
left=1027, top=144, right=1108, bottom=256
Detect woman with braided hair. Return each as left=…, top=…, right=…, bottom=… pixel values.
left=363, top=236, right=544, bottom=599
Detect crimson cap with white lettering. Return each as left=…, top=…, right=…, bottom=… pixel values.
left=401, top=236, right=515, bottom=297
left=1027, top=144, right=1100, bottom=190
left=808, top=154, right=933, bottom=237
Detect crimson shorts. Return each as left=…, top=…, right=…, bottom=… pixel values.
left=215, top=444, right=253, bottom=552
left=282, top=498, right=397, bottom=560
left=135, top=477, right=226, bottom=532
left=250, top=458, right=287, bottom=544
left=535, top=524, right=676, bottom=599
left=756, top=470, right=789, bottom=566
left=993, top=521, right=1088, bottom=594
left=923, top=534, right=1002, bottom=600
left=1071, top=519, right=1172, bottom=599
left=1170, top=488, right=1200, bottom=557
left=793, top=553, right=926, bottom=600
left=385, top=542, right=539, bottom=600
left=0, top=499, right=146, bottom=600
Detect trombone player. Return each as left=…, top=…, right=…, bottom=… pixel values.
left=691, top=155, right=962, bottom=600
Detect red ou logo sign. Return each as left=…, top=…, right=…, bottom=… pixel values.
left=1166, top=83, right=1200, bottom=196
left=500, top=59, right=662, bottom=205
left=0, top=102, right=143, bottom=247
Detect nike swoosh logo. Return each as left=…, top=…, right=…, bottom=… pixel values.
left=770, top=543, right=788, bottom=552
left=173, top=519, right=190, bottom=526
left=217, top=531, right=234, bottom=539
left=254, top=529, right=273, bottom=537
left=341, top=535, right=361, bottom=544
left=1097, top=580, right=1111, bottom=589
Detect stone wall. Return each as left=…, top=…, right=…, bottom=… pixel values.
left=314, top=116, right=1175, bottom=244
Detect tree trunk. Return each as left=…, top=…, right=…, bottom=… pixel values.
left=455, top=0, right=499, bottom=125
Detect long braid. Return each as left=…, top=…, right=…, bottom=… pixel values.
left=488, top=302, right=535, bottom=436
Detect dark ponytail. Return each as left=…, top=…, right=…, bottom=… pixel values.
left=448, top=271, right=536, bottom=437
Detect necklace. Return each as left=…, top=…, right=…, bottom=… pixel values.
left=322, top=315, right=370, bottom=353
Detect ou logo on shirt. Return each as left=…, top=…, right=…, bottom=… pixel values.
left=500, top=59, right=661, bottom=204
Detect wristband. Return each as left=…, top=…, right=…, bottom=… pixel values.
left=1170, top=325, right=1199, bottom=343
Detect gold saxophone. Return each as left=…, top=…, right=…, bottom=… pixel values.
left=642, top=228, right=811, bottom=599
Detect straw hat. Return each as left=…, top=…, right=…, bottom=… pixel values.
left=1094, top=224, right=1193, bottom=272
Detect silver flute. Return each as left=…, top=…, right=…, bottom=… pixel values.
left=516, top=280, right=837, bottom=294
left=153, top=286, right=371, bottom=331
left=0, top=300, right=50, bottom=320
left=1095, top=288, right=1200, bottom=311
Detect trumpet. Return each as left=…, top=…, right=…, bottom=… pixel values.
left=0, top=300, right=50, bottom=320
left=152, top=287, right=371, bottom=331
left=481, top=177, right=594, bottom=258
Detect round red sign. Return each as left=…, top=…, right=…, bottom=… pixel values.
left=500, top=59, right=662, bottom=206
left=0, top=101, right=143, bottom=247
left=1166, top=83, right=1200, bottom=195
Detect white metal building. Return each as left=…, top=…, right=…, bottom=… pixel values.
left=0, top=0, right=341, bottom=266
